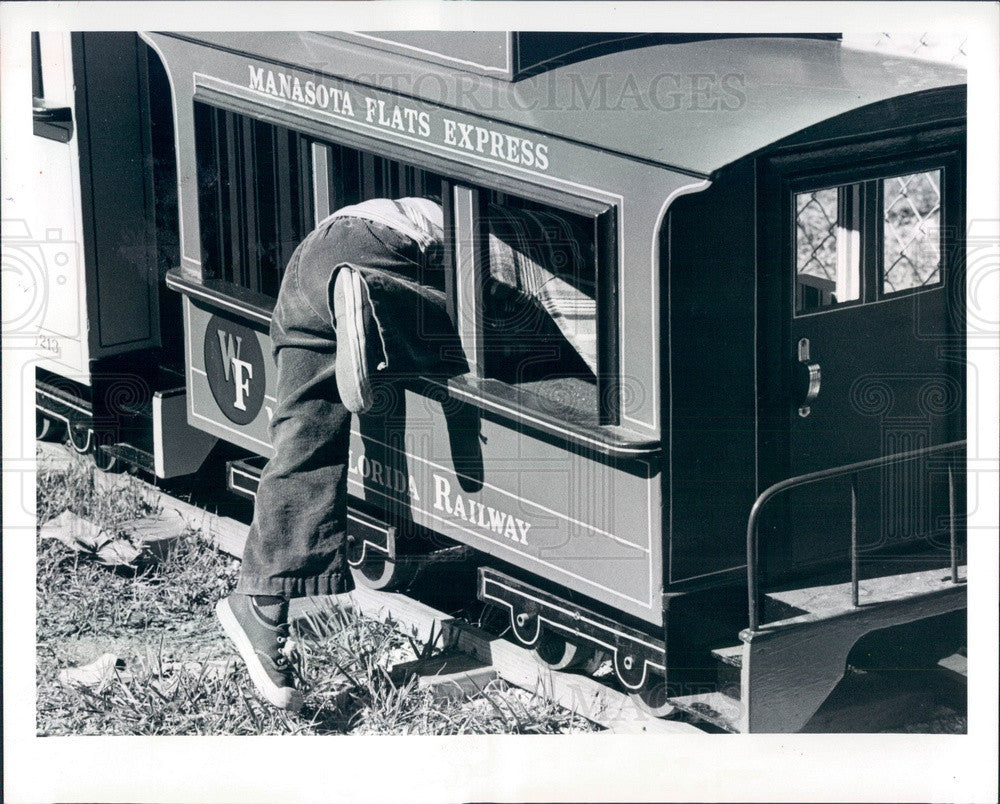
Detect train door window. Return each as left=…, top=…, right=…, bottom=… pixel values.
left=880, top=169, right=942, bottom=295
left=794, top=185, right=861, bottom=313
left=448, top=185, right=617, bottom=426
left=791, top=163, right=951, bottom=316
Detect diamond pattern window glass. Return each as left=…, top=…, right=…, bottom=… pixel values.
left=882, top=170, right=942, bottom=294
left=794, top=186, right=861, bottom=313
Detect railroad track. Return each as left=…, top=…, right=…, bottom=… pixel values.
left=37, top=442, right=967, bottom=734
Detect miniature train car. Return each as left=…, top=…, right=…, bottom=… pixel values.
left=36, top=31, right=968, bottom=730
left=29, top=32, right=217, bottom=476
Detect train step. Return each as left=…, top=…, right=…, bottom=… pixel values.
left=226, top=455, right=268, bottom=501
left=709, top=643, right=744, bottom=699
left=674, top=564, right=968, bottom=732
left=389, top=649, right=499, bottom=701
left=757, top=564, right=966, bottom=629
left=710, top=643, right=743, bottom=667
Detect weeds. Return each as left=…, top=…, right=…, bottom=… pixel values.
left=36, top=454, right=598, bottom=736
left=37, top=454, right=160, bottom=531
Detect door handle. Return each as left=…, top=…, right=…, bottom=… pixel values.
left=797, top=337, right=821, bottom=417
left=799, top=363, right=822, bottom=417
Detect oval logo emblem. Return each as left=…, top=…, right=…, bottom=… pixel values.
left=203, top=314, right=265, bottom=425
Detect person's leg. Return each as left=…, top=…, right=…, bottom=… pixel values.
left=331, top=219, right=465, bottom=410
left=218, top=229, right=355, bottom=712
left=218, top=217, right=456, bottom=711
left=236, top=344, right=354, bottom=598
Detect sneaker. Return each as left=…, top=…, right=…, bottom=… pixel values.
left=332, top=265, right=377, bottom=414
left=216, top=594, right=304, bottom=713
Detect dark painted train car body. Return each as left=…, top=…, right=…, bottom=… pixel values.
left=122, top=31, right=965, bottom=703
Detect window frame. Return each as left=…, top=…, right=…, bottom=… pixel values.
left=445, top=180, right=620, bottom=427
left=790, top=180, right=864, bottom=316
left=190, top=91, right=634, bottom=448
left=785, top=148, right=960, bottom=320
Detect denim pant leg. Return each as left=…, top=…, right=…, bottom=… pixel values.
left=236, top=229, right=354, bottom=597
left=236, top=217, right=453, bottom=598
left=236, top=340, right=354, bottom=597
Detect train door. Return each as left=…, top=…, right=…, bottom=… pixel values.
left=758, top=129, right=965, bottom=573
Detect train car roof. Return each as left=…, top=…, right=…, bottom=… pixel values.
left=171, top=33, right=966, bottom=178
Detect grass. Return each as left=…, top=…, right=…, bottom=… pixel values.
left=35, top=449, right=597, bottom=736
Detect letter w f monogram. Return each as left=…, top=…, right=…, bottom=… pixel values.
left=217, top=329, right=253, bottom=411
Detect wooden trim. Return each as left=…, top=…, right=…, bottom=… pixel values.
left=453, top=185, right=486, bottom=376
left=165, top=267, right=275, bottom=325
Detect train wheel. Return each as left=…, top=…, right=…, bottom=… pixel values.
left=67, top=424, right=92, bottom=455
left=629, top=679, right=676, bottom=718
left=350, top=555, right=417, bottom=592
left=533, top=631, right=603, bottom=672
left=36, top=414, right=66, bottom=442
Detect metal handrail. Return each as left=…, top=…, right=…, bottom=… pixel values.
left=746, top=439, right=966, bottom=632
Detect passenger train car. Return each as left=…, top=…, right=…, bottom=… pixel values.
left=32, top=31, right=967, bottom=731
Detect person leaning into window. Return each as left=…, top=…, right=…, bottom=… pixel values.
left=216, top=196, right=595, bottom=711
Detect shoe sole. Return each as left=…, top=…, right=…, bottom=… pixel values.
left=216, top=598, right=304, bottom=713
left=333, top=267, right=373, bottom=414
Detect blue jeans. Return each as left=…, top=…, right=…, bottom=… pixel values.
left=236, top=216, right=459, bottom=598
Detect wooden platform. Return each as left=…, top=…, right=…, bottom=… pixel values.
left=291, top=589, right=701, bottom=734
left=759, top=565, right=966, bottom=632
left=732, top=566, right=967, bottom=733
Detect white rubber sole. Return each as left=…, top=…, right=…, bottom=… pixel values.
left=333, top=267, right=373, bottom=414
left=216, top=598, right=304, bottom=713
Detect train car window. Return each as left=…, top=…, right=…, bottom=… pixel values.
left=447, top=187, right=610, bottom=425
left=794, top=185, right=861, bottom=313
left=194, top=101, right=443, bottom=298
left=194, top=103, right=314, bottom=297
left=880, top=169, right=942, bottom=295
left=792, top=165, right=948, bottom=315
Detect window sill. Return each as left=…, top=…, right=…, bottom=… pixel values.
left=165, top=268, right=275, bottom=326
left=434, top=374, right=661, bottom=460
left=166, top=267, right=662, bottom=461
